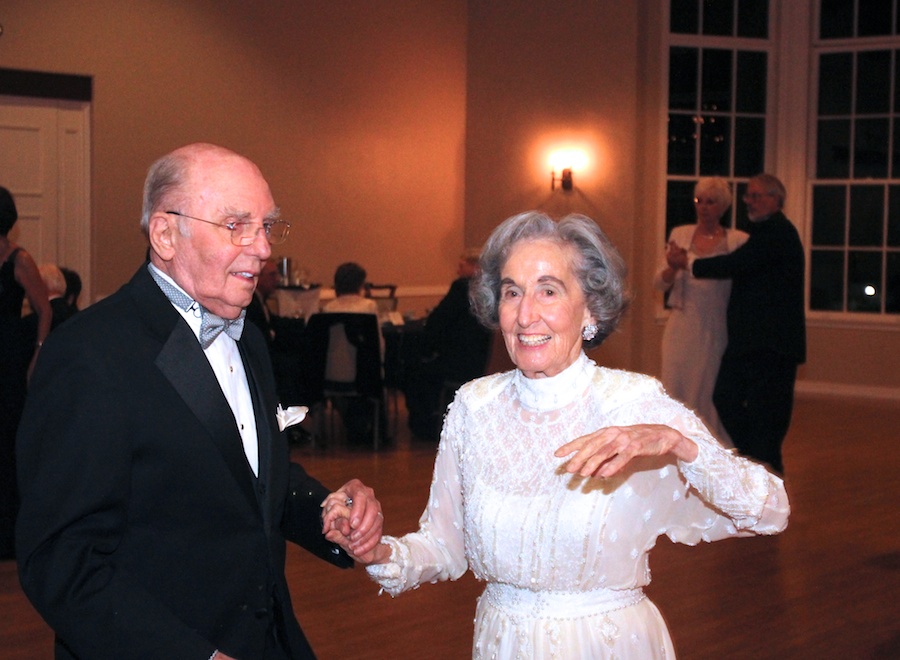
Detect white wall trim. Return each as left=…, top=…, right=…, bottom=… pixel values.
left=394, top=285, right=449, bottom=298
left=796, top=380, right=900, bottom=402
left=314, top=285, right=448, bottom=301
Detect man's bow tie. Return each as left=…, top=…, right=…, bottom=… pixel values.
left=199, top=312, right=245, bottom=349
left=149, top=265, right=246, bottom=349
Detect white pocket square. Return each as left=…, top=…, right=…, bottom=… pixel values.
left=276, top=404, right=308, bottom=432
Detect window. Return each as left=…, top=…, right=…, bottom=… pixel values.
left=810, top=1, right=900, bottom=315
left=665, top=0, right=771, bottom=240
left=663, top=0, right=900, bottom=320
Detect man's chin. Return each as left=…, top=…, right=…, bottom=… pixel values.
left=205, top=300, right=251, bottom=319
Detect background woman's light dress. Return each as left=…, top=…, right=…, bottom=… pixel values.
left=655, top=225, right=749, bottom=446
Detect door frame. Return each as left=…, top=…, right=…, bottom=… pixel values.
left=0, top=68, right=92, bottom=304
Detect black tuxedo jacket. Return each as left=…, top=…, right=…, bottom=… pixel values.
left=16, top=265, right=351, bottom=660
left=692, top=211, right=806, bottom=364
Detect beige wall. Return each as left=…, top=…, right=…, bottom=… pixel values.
left=2, top=0, right=897, bottom=393
left=464, top=1, right=642, bottom=371
left=801, top=325, right=900, bottom=391
left=465, top=1, right=899, bottom=394
left=0, top=0, right=468, bottom=306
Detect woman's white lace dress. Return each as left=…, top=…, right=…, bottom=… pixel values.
left=368, top=352, right=789, bottom=659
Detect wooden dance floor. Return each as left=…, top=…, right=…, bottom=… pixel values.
left=1, top=394, right=898, bottom=658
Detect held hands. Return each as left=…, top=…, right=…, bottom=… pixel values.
left=321, top=479, right=386, bottom=564
left=555, top=424, right=698, bottom=479
left=665, top=241, right=689, bottom=271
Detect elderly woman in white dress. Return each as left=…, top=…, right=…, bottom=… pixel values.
left=654, top=177, right=748, bottom=446
left=323, top=211, right=788, bottom=659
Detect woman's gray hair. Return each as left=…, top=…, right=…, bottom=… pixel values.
left=140, top=151, right=192, bottom=236
left=469, top=211, right=630, bottom=348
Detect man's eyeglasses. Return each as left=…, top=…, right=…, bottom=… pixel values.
left=742, top=192, right=772, bottom=202
left=165, top=211, right=290, bottom=246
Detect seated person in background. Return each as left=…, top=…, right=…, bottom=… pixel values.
left=404, top=247, right=492, bottom=441
left=323, top=260, right=383, bottom=357
left=60, top=266, right=82, bottom=311
left=322, top=261, right=384, bottom=444
left=324, top=261, right=379, bottom=315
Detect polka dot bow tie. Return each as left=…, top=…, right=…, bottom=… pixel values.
left=198, top=312, right=245, bottom=349
left=150, top=265, right=246, bottom=349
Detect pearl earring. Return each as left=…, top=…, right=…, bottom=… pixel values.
left=582, top=324, right=598, bottom=341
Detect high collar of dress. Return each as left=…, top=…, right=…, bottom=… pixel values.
left=513, top=351, right=594, bottom=412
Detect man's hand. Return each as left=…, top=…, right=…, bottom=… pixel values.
left=321, top=479, right=384, bottom=562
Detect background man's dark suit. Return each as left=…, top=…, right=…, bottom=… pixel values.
left=693, top=210, right=806, bottom=473
left=16, top=265, right=352, bottom=659
left=422, top=276, right=493, bottom=385
left=404, top=275, right=492, bottom=440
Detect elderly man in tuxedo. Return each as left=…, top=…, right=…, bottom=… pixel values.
left=16, top=143, right=382, bottom=660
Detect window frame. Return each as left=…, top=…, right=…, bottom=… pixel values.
left=658, top=0, right=900, bottom=329
left=806, top=4, right=900, bottom=326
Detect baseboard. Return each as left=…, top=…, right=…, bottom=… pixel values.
left=796, top=380, right=900, bottom=402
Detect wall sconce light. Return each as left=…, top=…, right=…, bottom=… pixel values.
left=548, top=147, right=586, bottom=192
left=551, top=168, right=573, bottom=191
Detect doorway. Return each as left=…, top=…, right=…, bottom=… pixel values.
left=0, top=94, right=91, bottom=305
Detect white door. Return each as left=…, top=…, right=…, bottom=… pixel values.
left=0, top=96, right=91, bottom=304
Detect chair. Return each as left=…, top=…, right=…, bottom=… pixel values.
left=364, top=283, right=398, bottom=314
left=303, top=313, right=387, bottom=449
left=381, top=319, right=425, bottom=434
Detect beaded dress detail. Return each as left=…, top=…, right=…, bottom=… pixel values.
left=368, top=352, right=788, bottom=659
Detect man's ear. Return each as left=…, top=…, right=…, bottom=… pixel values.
left=148, top=212, right=176, bottom=261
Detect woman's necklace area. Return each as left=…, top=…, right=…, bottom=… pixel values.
left=696, top=226, right=724, bottom=240
left=691, top=226, right=725, bottom=256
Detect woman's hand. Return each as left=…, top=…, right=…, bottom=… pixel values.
left=321, top=480, right=386, bottom=564
left=555, top=424, right=698, bottom=479
left=665, top=242, right=688, bottom=270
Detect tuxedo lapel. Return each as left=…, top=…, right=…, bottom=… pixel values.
left=155, top=312, right=260, bottom=515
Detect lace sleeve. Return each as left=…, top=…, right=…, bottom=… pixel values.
left=678, top=429, right=789, bottom=534
left=602, top=373, right=789, bottom=540
left=366, top=402, right=469, bottom=597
